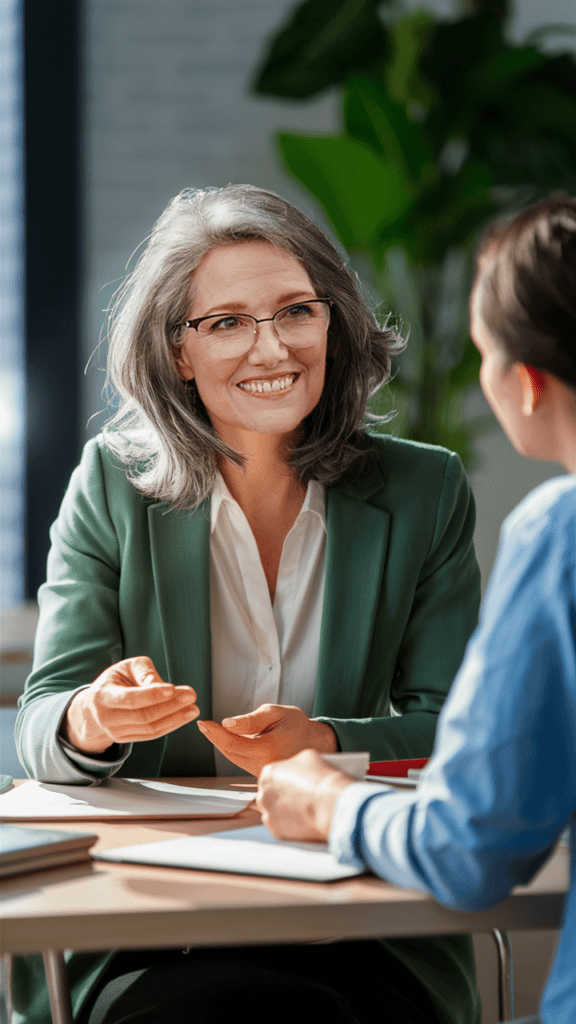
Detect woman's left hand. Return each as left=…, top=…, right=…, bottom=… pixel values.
left=197, top=704, right=338, bottom=777
left=256, top=749, right=355, bottom=841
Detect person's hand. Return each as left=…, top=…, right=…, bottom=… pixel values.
left=256, top=749, right=355, bottom=841
left=196, top=703, right=338, bottom=777
left=62, top=656, right=200, bottom=755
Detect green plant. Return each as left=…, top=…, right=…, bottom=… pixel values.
left=251, top=0, right=576, bottom=466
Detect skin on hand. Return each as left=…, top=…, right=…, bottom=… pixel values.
left=62, top=656, right=200, bottom=755
left=256, top=748, right=355, bottom=842
left=196, top=703, right=338, bottom=777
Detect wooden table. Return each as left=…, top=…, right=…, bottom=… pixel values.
left=1, top=778, right=569, bottom=1023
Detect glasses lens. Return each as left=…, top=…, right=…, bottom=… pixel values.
left=274, top=301, right=330, bottom=344
left=197, top=314, right=252, bottom=338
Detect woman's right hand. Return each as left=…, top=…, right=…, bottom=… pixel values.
left=61, top=657, right=200, bottom=755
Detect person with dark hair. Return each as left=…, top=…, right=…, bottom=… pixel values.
left=257, top=195, right=576, bottom=1024
left=14, top=186, right=481, bottom=1023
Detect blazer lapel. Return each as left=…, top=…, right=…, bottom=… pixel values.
left=148, top=500, right=216, bottom=772
left=314, top=465, right=390, bottom=718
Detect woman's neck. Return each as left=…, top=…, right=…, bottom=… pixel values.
left=218, top=430, right=306, bottom=524
left=217, top=432, right=307, bottom=600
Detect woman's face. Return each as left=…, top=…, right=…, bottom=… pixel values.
left=469, top=281, right=534, bottom=457
left=176, top=240, right=328, bottom=447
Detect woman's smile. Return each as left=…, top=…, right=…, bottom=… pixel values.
left=237, top=371, right=299, bottom=394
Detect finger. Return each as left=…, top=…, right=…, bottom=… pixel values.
left=101, top=682, right=195, bottom=711
left=221, top=706, right=281, bottom=734
left=173, top=685, right=198, bottom=703
left=197, top=723, right=267, bottom=772
left=110, top=703, right=200, bottom=743
left=108, top=657, right=168, bottom=690
left=104, top=692, right=199, bottom=728
left=129, top=656, right=167, bottom=683
left=197, top=720, right=256, bottom=753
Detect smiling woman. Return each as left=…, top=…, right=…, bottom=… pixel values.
left=14, top=186, right=482, bottom=1024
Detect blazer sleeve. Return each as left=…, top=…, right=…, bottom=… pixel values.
left=319, top=450, right=481, bottom=760
left=15, top=440, right=133, bottom=783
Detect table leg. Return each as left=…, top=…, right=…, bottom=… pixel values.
left=2, top=953, right=14, bottom=1022
left=492, top=928, right=513, bottom=1022
left=42, top=950, right=73, bottom=1024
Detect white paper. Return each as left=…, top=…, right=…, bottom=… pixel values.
left=321, top=752, right=369, bottom=779
left=0, top=779, right=254, bottom=820
left=97, top=824, right=364, bottom=881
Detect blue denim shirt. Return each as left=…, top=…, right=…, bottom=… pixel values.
left=330, top=474, right=576, bottom=1024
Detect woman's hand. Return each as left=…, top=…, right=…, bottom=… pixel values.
left=196, top=703, right=338, bottom=777
left=256, top=749, right=355, bottom=841
left=62, top=657, right=200, bottom=755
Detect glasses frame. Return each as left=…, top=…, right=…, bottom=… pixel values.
left=180, top=298, right=333, bottom=337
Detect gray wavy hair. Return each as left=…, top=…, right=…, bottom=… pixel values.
left=103, top=185, right=404, bottom=509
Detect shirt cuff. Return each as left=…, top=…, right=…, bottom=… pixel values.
left=328, top=781, right=394, bottom=870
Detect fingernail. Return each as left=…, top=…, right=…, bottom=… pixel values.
left=222, top=718, right=236, bottom=727
left=197, top=721, right=206, bottom=731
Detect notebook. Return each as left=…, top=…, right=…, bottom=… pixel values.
left=0, top=824, right=98, bottom=877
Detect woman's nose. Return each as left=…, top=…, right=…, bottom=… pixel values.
left=247, top=320, right=289, bottom=365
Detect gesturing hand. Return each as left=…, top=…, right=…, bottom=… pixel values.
left=62, top=656, right=200, bottom=755
left=256, top=749, right=355, bottom=842
left=196, top=703, right=337, bottom=777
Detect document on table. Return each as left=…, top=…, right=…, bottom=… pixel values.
left=96, top=824, right=365, bottom=882
left=0, top=778, right=254, bottom=820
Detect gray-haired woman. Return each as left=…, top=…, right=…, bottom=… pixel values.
left=15, top=186, right=482, bottom=1024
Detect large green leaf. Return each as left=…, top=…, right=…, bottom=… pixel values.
left=278, top=133, right=415, bottom=252
left=251, top=0, right=390, bottom=98
left=344, top=75, right=436, bottom=186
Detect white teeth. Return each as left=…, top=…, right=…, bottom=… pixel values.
left=238, top=373, right=297, bottom=393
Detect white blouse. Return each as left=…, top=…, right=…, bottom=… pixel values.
left=209, top=472, right=327, bottom=775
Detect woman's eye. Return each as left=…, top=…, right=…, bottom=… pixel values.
left=211, top=315, right=242, bottom=332
left=284, top=304, right=313, bottom=319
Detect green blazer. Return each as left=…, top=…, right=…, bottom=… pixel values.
left=13, top=433, right=482, bottom=1024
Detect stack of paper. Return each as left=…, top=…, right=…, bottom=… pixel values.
left=0, top=778, right=254, bottom=820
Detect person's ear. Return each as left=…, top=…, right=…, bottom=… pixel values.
left=517, top=364, right=547, bottom=415
left=173, top=347, right=195, bottom=382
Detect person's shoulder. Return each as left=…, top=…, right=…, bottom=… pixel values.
left=334, top=433, right=469, bottom=526
left=77, top=434, right=129, bottom=481
left=485, top=474, right=576, bottom=613
left=74, top=435, right=148, bottom=509
left=367, top=431, right=465, bottom=487
left=503, top=473, right=576, bottom=547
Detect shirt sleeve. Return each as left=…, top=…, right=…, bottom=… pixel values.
left=329, top=498, right=576, bottom=910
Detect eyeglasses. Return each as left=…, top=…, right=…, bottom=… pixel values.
left=180, top=299, right=332, bottom=358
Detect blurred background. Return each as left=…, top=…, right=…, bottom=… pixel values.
left=1, top=1, right=575, bottom=1012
